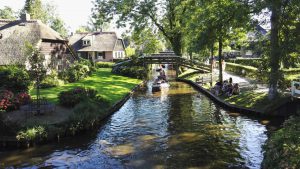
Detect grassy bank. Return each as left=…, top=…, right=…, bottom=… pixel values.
left=263, top=116, right=300, bottom=169
left=181, top=70, right=289, bottom=113
left=30, top=68, right=142, bottom=104
left=2, top=68, right=142, bottom=146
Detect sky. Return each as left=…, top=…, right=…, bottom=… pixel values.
left=0, top=0, right=123, bottom=35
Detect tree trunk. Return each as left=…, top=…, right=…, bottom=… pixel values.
left=268, top=1, right=281, bottom=100
left=218, top=36, right=223, bottom=83
left=210, top=45, right=214, bottom=86
left=189, top=52, right=193, bottom=60
left=170, top=33, right=182, bottom=56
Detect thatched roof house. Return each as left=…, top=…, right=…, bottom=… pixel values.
left=69, top=31, right=126, bottom=62
left=0, top=14, right=75, bottom=70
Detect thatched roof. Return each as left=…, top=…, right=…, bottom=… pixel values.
left=69, top=32, right=125, bottom=52
left=0, top=19, right=65, bottom=65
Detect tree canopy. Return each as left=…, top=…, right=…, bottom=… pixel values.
left=0, top=6, right=16, bottom=19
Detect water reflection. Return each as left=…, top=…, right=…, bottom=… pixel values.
left=0, top=80, right=282, bottom=169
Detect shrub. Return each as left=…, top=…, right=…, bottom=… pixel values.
left=0, top=66, right=31, bottom=92
left=282, top=68, right=300, bottom=75
left=263, top=116, right=300, bottom=169
left=223, top=62, right=258, bottom=78
left=227, top=58, right=262, bottom=68
left=40, top=70, right=64, bottom=89
left=0, top=90, right=15, bottom=112
left=0, top=90, right=31, bottom=112
left=16, top=92, right=31, bottom=105
left=58, top=60, right=95, bottom=83
left=112, top=66, right=147, bottom=79
left=16, top=126, right=47, bottom=142
left=58, top=87, right=100, bottom=107
left=96, top=62, right=114, bottom=68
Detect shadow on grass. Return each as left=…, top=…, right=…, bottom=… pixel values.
left=222, top=91, right=289, bottom=112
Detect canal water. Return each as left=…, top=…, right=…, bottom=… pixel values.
left=0, top=72, right=282, bottom=169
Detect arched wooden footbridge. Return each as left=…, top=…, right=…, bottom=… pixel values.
left=114, top=51, right=211, bottom=77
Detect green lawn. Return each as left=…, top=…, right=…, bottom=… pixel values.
left=30, top=68, right=142, bottom=104
left=220, top=91, right=289, bottom=112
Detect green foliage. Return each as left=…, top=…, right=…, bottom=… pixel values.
left=16, top=126, right=47, bottom=142
left=58, top=87, right=98, bottom=107
left=125, top=47, right=135, bottom=58
left=224, top=62, right=258, bottom=79
left=0, top=66, right=31, bottom=92
left=132, top=28, right=163, bottom=55
left=23, top=1, right=68, bottom=37
left=30, top=68, right=141, bottom=104
left=0, top=6, right=16, bottom=19
left=227, top=58, right=262, bottom=68
left=263, top=116, right=300, bottom=169
left=59, top=60, right=94, bottom=83
left=96, top=62, right=114, bottom=68
left=68, top=99, right=108, bottom=134
left=92, top=0, right=188, bottom=55
left=50, top=17, right=68, bottom=37
left=112, top=66, right=147, bottom=79
left=40, top=70, right=64, bottom=89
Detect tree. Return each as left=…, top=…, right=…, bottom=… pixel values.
left=251, top=0, right=300, bottom=99
left=76, top=26, right=92, bottom=33
left=184, top=0, right=250, bottom=82
left=25, top=42, right=47, bottom=115
left=132, top=27, right=163, bottom=55
left=22, top=0, right=68, bottom=37
left=0, top=6, right=16, bottom=19
left=92, top=0, right=190, bottom=56
left=50, top=17, right=68, bottom=37
left=23, top=0, right=48, bottom=23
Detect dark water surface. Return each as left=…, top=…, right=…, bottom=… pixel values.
left=0, top=79, right=282, bottom=169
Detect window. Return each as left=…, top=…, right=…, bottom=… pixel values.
left=97, top=52, right=103, bottom=59
left=97, top=52, right=105, bottom=59
left=82, top=40, right=91, bottom=46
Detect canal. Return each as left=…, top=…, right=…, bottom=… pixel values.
left=0, top=73, right=282, bottom=169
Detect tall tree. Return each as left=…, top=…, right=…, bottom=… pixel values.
left=251, top=0, right=300, bottom=99
left=0, top=6, right=16, bottom=19
left=184, top=0, right=250, bottom=82
left=92, top=0, right=189, bottom=56
left=22, top=0, right=68, bottom=37
left=132, top=27, right=163, bottom=55
left=23, top=0, right=48, bottom=23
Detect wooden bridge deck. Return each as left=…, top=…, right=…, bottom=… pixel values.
left=140, top=55, right=211, bottom=73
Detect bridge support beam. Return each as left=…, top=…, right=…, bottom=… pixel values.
left=175, top=64, right=179, bottom=78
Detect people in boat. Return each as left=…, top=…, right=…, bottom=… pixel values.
left=158, top=65, right=167, bottom=81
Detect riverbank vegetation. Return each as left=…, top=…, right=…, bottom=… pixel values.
left=1, top=68, right=142, bottom=146
left=263, top=116, right=300, bottom=169
left=179, top=69, right=290, bottom=113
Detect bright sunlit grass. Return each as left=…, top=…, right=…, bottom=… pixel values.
left=30, top=68, right=142, bottom=104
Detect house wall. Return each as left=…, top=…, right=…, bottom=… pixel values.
left=105, top=51, right=113, bottom=61
left=113, top=51, right=126, bottom=59
left=40, top=41, right=71, bottom=71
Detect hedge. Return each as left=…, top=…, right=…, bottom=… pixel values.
left=96, top=62, right=114, bottom=68
left=224, top=62, right=258, bottom=78
left=282, top=68, right=300, bottom=75
left=227, top=58, right=262, bottom=68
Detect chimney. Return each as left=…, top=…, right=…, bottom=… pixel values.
left=21, top=13, right=31, bottom=22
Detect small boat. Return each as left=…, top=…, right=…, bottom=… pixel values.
left=152, top=79, right=166, bottom=92
left=152, top=83, right=161, bottom=92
